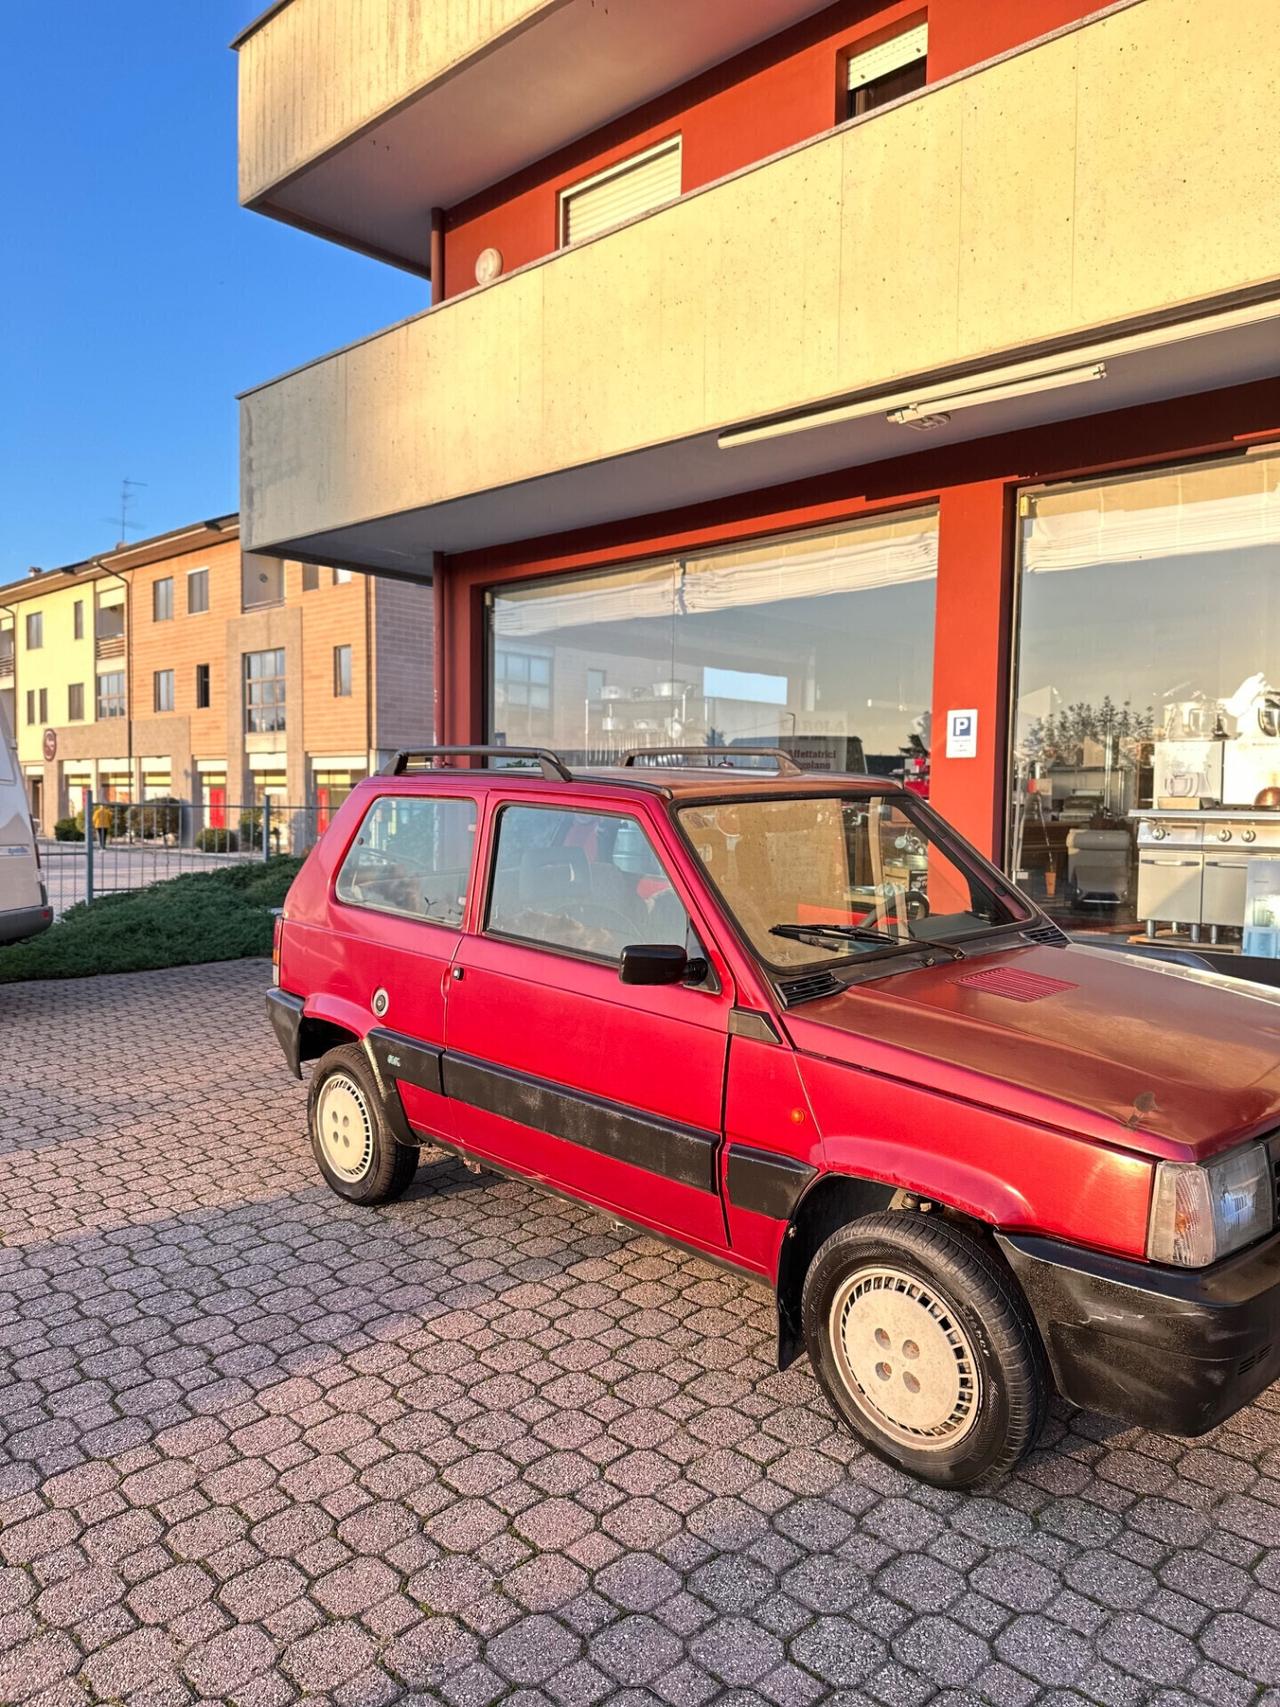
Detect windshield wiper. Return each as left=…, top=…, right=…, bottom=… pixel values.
left=770, top=922, right=966, bottom=961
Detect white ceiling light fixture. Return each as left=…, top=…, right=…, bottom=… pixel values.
left=719, top=360, right=1110, bottom=450
left=887, top=362, right=1108, bottom=428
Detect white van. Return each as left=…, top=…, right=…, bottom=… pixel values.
left=0, top=701, right=51, bottom=946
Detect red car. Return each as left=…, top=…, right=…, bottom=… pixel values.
left=268, top=746, right=1280, bottom=1488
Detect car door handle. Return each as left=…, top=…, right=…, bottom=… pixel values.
left=451, top=966, right=465, bottom=981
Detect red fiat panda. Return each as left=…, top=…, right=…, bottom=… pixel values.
left=268, top=747, right=1280, bottom=1488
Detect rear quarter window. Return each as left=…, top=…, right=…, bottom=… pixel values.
left=335, top=794, right=477, bottom=926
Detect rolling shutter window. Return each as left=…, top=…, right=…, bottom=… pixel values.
left=846, top=23, right=928, bottom=93
left=559, top=138, right=682, bottom=247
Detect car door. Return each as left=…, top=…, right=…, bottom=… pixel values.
left=445, top=795, right=733, bottom=1251
left=326, top=787, right=479, bottom=1143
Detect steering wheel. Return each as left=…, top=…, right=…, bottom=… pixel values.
left=904, top=889, right=931, bottom=921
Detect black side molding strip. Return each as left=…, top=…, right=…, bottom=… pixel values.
left=726, top=1144, right=816, bottom=1220
left=366, top=1028, right=444, bottom=1097
left=442, top=1051, right=719, bottom=1194
left=265, top=989, right=304, bottom=1079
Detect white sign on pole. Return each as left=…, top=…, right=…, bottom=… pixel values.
left=946, top=709, right=979, bottom=759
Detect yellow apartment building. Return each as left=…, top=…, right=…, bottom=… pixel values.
left=0, top=515, right=434, bottom=833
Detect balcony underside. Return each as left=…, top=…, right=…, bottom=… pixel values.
left=237, top=0, right=828, bottom=271
left=241, top=0, right=1280, bottom=574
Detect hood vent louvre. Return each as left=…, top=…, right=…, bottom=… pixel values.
left=954, top=966, right=1077, bottom=1002
left=779, top=969, right=843, bottom=1007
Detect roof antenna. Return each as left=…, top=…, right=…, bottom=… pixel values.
left=103, top=477, right=148, bottom=547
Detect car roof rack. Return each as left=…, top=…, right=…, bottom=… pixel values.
left=620, top=746, right=803, bottom=776
left=381, top=745, right=572, bottom=781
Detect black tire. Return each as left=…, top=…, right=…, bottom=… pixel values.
left=802, top=1212, right=1046, bottom=1489
left=307, top=1044, right=419, bottom=1206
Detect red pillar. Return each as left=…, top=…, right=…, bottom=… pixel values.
left=928, top=480, right=1015, bottom=862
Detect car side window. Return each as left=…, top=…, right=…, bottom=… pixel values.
left=487, top=805, right=691, bottom=963
left=336, top=795, right=477, bottom=927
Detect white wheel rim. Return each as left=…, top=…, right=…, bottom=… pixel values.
left=829, top=1264, right=980, bottom=1451
left=316, top=1074, right=375, bottom=1183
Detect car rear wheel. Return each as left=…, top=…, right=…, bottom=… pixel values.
left=308, top=1045, right=418, bottom=1205
left=802, top=1212, right=1046, bottom=1489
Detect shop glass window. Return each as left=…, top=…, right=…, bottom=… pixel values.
left=336, top=795, right=476, bottom=926
left=195, top=663, right=211, bottom=709
left=333, top=644, right=352, bottom=697
left=245, top=648, right=286, bottom=734
left=25, top=612, right=42, bottom=650
left=487, top=804, right=691, bottom=963
left=187, top=568, right=209, bottom=615
left=153, top=578, right=174, bottom=622
left=68, top=683, right=84, bottom=722
left=97, top=672, right=126, bottom=719
left=1010, top=451, right=1280, bottom=944
left=488, top=512, right=937, bottom=780
left=154, top=669, right=175, bottom=714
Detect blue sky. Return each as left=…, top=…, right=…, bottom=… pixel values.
left=0, top=2, right=426, bottom=583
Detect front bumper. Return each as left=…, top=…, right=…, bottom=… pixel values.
left=999, top=1228, right=1280, bottom=1437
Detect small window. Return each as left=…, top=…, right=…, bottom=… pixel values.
left=154, top=669, right=175, bottom=713
left=245, top=648, right=286, bottom=733
left=301, top=563, right=323, bottom=592
left=153, top=578, right=174, bottom=622
left=242, top=554, right=284, bottom=610
left=187, top=568, right=209, bottom=615
left=73, top=600, right=84, bottom=641
left=68, top=683, right=84, bottom=722
left=559, top=137, right=682, bottom=247
left=97, top=672, right=126, bottom=719
left=487, top=804, right=690, bottom=963
left=25, top=689, right=34, bottom=725
left=195, top=663, right=211, bottom=710
left=38, top=687, right=48, bottom=724
left=26, top=612, right=43, bottom=650
left=334, top=568, right=353, bottom=584
left=845, top=22, right=928, bottom=119
left=333, top=644, right=352, bottom=698
left=336, top=795, right=477, bottom=927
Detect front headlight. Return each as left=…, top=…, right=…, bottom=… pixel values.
left=1148, top=1142, right=1275, bottom=1267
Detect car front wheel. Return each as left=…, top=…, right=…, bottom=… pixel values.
left=802, top=1212, right=1046, bottom=1489
left=308, top=1044, right=418, bottom=1206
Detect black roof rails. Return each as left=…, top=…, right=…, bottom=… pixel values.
left=620, top=746, right=803, bottom=776
left=381, top=745, right=572, bottom=781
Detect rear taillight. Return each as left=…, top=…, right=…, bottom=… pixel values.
left=271, top=913, right=283, bottom=986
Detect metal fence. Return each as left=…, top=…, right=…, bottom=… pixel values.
left=39, top=795, right=325, bottom=919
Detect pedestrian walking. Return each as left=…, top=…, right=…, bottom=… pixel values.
left=92, top=802, right=112, bottom=849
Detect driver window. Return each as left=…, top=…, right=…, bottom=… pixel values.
left=487, top=805, right=690, bottom=962
left=336, top=794, right=477, bottom=926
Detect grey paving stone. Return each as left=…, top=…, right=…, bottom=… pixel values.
left=3, top=961, right=1280, bottom=1707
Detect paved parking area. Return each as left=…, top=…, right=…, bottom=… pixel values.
left=1, top=961, right=1278, bottom=1707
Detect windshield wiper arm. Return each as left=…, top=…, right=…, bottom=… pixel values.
left=769, top=922, right=966, bottom=960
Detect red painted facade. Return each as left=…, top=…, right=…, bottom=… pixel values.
left=444, top=0, right=1098, bottom=298
left=439, top=380, right=1280, bottom=863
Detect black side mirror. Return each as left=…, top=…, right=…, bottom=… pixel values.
left=618, top=943, right=688, bottom=986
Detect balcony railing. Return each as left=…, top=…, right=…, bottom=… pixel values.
left=95, top=633, right=126, bottom=661
left=0, top=649, right=14, bottom=683
left=240, top=0, right=1280, bottom=565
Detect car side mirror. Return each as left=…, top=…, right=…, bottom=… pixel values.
left=618, top=943, right=688, bottom=986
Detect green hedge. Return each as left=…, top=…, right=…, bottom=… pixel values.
left=0, top=858, right=304, bottom=984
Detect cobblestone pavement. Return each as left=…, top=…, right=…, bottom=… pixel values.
left=1, top=961, right=1278, bottom=1707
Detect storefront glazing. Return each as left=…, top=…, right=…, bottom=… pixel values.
left=487, top=511, right=938, bottom=781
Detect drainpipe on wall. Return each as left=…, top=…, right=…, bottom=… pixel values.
left=431, top=552, right=445, bottom=746
left=429, top=208, right=445, bottom=307
left=363, top=569, right=373, bottom=771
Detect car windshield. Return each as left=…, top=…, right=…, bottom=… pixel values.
left=678, top=793, right=1033, bottom=971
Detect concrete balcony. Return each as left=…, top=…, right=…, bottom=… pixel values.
left=234, top=0, right=828, bottom=272
left=240, top=0, right=1280, bottom=574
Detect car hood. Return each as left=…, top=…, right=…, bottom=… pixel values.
left=782, top=941, right=1280, bottom=1161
